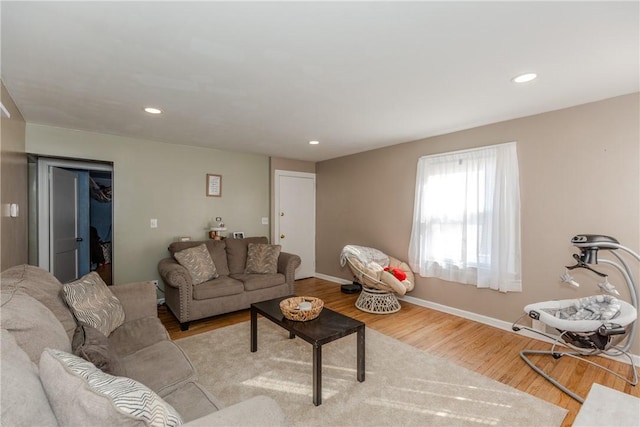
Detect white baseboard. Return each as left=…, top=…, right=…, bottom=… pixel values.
left=315, top=273, right=640, bottom=366
left=313, top=272, right=352, bottom=285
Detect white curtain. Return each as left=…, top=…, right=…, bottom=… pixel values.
left=408, top=142, right=521, bottom=292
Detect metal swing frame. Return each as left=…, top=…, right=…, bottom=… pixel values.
left=512, top=235, right=639, bottom=403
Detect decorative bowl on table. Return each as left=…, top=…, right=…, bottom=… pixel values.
left=280, top=296, right=324, bottom=321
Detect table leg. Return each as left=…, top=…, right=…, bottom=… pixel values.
left=313, top=344, right=322, bottom=406
left=357, top=326, right=365, bottom=382
left=250, top=308, right=257, bottom=352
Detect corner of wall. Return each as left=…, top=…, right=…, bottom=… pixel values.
left=1, top=81, right=28, bottom=270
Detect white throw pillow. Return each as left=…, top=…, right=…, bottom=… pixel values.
left=63, top=272, right=125, bottom=336
left=40, top=348, right=183, bottom=427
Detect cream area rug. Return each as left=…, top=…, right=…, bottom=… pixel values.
left=176, top=320, right=567, bottom=426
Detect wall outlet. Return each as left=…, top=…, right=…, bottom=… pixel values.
left=150, top=218, right=158, bottom=228
left=157, top=298, right=165, bottom=306
left=261, top=217, right=269, bottom=225
left=151, top=279, right=159, bottom=287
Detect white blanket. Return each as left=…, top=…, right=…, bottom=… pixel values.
left=340, top=245, right=389, bottom=268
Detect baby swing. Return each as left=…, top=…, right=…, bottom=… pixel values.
left=512, top=234, right=638, bottom=403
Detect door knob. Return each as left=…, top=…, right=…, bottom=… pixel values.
left=75, top=237, right=83, bottom=242
left=280, top=234, right=285, bottom=239
left=280, top=212, right=284, bottom=216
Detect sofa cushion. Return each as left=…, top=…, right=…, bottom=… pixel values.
left=174, top=244, right=219, bottom=285
left=1, top=264, right=77, bottom=339
left=1, top=329, right=58, bottom=426
left=162, top=381, right=224, bottom=423
left=169, top=240, right=230, bottom=276
left=230, top=273, right=286, bottom=292
left=40, top=348, right=182, bottom=427
left=181, top=396, right=286, bottom=427
left=225, top=237, right=268, bottom=274
left=109, top=316, right=170, bottom=357
left=118, top=340, right=198, bottom=397
left=63, top=272, right=125, bottom=336
left=0, top=291, right=71, bottom=363
left=73, top=323, right=124, bottom=375
left=193, top=276, right=244, bottom=300
left=245, top=243, right=281, bottom=274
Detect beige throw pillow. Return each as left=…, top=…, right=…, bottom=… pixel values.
left=40, top=349, right=182, bottom=427
left=245, top=243, right=281, bottom=274
left=63, top=272, right=125, bottom=337
left=174, top=243, right=219, bottom=285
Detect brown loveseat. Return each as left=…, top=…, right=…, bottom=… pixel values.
left=158, top=236, right=301, bottom=331
left=0, top=264, right=286, bottom=426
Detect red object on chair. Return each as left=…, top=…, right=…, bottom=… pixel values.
left=384, top=267, right=407, bottom=282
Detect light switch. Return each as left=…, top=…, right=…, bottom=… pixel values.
left=261, top=217, right=269, bottom=225
left=150, top=218, right=158, bottom=228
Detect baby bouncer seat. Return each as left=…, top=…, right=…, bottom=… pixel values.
left=340, top=245, right=414, bottom=313
left=512, top=235, right=639, bottom=403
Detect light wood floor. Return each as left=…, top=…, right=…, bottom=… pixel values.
left=159, top=277, right=639, bottom=427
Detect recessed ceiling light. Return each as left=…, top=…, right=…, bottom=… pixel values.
left=512, top=73, right=538, bottom=84
left=144, top=107, right=162, bottom=114
left=309, top=140, right=320, bottom=145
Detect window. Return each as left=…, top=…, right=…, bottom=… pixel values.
left=408, top=142, right=521, bottom=292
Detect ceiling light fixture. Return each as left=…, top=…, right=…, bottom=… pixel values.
left=309, top=140, right=320, bottom=145
left=144, top=107, right=162, bottom=114
left=512, top=73, right=538, bottom=84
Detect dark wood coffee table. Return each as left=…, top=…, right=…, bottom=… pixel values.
left=250, top=296, right=365, bottom=406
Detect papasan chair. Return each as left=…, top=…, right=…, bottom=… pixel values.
left=340, top=245, right=414, bottom=314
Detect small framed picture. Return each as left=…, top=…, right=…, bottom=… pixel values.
left=233, top=232, right=245, bottom=239
left=206, top=174, right=222, bottom=197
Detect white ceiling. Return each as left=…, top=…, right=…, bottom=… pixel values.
left=2, top=1, right=638, bottom=162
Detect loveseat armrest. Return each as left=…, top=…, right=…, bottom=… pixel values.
left=158, top=258, right=193, bottom=289
left=110, top=281, right=157, bottom=321
left=278, top=252, right=301, bottom=286
left=183, top=396, right=286, bottom=427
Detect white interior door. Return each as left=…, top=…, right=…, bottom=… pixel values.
left=275, top=171, right=315, bottom=279
left=37, top=158, right=113, bottom=280
left=50, top=167, right=79, bottom=283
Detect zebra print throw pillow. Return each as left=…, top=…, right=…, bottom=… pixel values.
left=173, top=244, right=219, bottom=285
left=63, top=272, right=125, bottom=337
left=245, top=243, right=281, bottom=274
left=40, top=349, right=183, bottom=427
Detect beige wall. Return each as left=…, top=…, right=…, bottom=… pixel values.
left=26, top=124, right=271, bottom=288
left=0, top=82, right=28, bottom=270
left=269, top=157, right=316, bottom=239
left=317, top=93, right=640, bottom=352
left=270, top=157, right=316, bottom=175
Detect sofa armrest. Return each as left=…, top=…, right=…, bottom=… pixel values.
left=278, top=252, right=301, bottom=285
left=110, top=281, right=157, bottom=321
left=158, top=258, right=193, bottom=289
left=183, top=396, right=286, bottom=427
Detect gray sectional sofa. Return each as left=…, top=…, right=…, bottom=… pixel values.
left=158, top=236, right=301, bottom=330
left=0, top=264, right=286, bottom=426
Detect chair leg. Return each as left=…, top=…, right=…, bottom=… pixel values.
left=180, top=322, right=190, bottom=331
